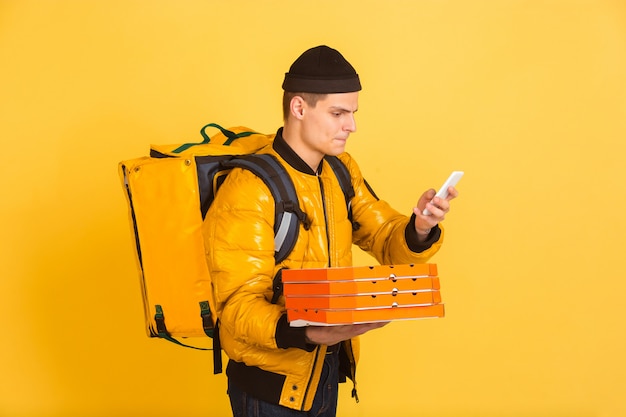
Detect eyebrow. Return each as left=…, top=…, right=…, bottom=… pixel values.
left=329, top=106, right=358, bottom=113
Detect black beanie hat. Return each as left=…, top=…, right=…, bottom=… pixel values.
left=282, top=45, right=361, bottom=93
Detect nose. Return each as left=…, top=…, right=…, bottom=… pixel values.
left=344, top=114, right=357, bottom=133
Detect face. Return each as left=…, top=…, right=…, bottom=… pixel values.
left=293, top=92, right=359, bottom=169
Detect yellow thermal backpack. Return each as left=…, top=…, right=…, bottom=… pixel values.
left=118, top=123, right=355, bottom=373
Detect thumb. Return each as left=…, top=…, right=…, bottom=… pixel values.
left=417, top=188, right=436, bottom=207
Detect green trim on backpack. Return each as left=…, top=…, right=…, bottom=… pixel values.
left=171, top=123, right=259, bottom=153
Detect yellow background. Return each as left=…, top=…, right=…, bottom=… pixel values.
left=1, top=1, right=625, bottom=416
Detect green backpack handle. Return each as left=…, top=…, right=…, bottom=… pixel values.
left=171, top=123, right=258, bottom=153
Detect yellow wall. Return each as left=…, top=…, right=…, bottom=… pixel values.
left=1, top=1, right=625, bottom=416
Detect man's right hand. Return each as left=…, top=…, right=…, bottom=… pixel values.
left=305, top=322, right=389, bottom=346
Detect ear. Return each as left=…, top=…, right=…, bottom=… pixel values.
left=290, top=95, right=306, bottom=120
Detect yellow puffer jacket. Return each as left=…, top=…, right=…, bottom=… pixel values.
left=203, top=131, right=443, bottom=411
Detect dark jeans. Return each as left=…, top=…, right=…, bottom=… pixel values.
left=228, top=350, right=339, bottom=417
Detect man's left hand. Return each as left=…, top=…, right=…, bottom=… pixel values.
left=412, top=186, right=459, bottom=241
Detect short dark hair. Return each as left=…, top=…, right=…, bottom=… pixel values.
left=282, top=92, right=327, bottom=121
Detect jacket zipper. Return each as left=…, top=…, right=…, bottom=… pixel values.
left=301, top=344, right=323, bottom=410
left=317, top=175, right=332, bottom=267
left=300, top=170, right=345, bottom=410
left=346, top=339, right=359, bottom=402
left=298, top=174, right=332, bottom=410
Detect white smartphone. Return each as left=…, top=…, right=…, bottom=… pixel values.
left=422, top=171, right=464, bottom=215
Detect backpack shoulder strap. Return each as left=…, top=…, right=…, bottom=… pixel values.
left=223, top=154, right=310, bottom=264
left=324, top=155, right=360, bottom=231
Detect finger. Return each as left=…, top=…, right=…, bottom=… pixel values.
left=423, top=202, right=447, bottom=222
left=416, top=189, right=437, bottom=216
left=445, top=186, right=459, bottom=201
left=348, top=322, right=388, bottom=337
left=417, top=189, right=436, bottom=207
left=424, top=188, right=436, bottom=201
left=356, top=321, right=389, bottom=332
left=413, top=206, right=426, bottom=217
left=431, top=196, right=451, bottom=213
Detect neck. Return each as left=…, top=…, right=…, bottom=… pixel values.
left=282, top=123, right=323, bottom=172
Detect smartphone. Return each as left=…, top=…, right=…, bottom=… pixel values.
left=422, top=171, right=464, bottom=215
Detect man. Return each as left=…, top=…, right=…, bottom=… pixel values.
left=203, top=45, right=458, bottom=417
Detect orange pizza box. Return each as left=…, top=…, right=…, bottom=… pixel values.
left=287, top=303, right=445, bottom=326
left=282, top=263, right=437, bottom=283
left=283, top=276, right=440, bottom=296
left=285, top=290, right=442, bottom=310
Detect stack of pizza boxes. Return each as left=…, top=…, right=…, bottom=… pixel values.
left=282, top=264, right=444, bottom=326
